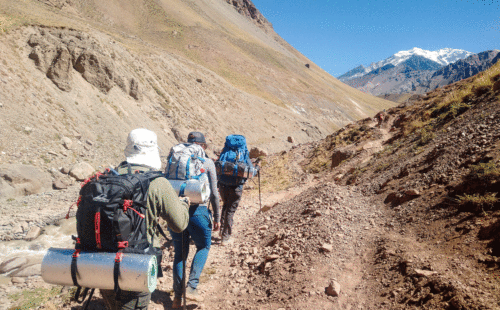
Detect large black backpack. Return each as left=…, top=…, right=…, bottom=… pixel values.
left=76, top=165, right=162, bottom=252
left=71, top=163, right=163, bottom=302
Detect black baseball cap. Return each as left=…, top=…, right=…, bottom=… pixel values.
left=187, top=131, right=206, bottom=143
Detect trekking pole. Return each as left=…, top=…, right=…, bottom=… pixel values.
left=182, top=232, right=187, bottom=310
left=258, top=169, right=262, bottom=212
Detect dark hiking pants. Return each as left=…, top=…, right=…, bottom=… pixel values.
left=100, top=289, right=151, bottom=310
left=219, top=183, right=243, bottom=240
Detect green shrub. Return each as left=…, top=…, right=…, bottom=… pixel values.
left=8, top=287, right=60, bottom=310
left=469, top=161, right=500, bottom=180
left=417, top=128, right=436, bottom=145
left=456, top=192, right=499, bottom=213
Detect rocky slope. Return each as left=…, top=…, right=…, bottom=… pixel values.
left=0, top=0, right=394, bottom=200
left=299, top=61, right=500, bottom=308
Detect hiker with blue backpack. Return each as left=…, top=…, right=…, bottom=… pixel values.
left=216, top=135, right=259, bottom=246
left=165, top=131, right=220, bottom=308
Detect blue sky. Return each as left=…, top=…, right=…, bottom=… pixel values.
left=251, top=0, right=500, bottom=77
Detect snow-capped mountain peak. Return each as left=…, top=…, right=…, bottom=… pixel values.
left=338, top=47, right=474, bottom=81
left=370, top=47, right=473, bottom=71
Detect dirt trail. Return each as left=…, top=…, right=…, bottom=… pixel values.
left=156, top=113, right=399, bottom=310
left=146, top=178, right=390, bottom=310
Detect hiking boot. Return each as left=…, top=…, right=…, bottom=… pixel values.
left=220, top=237, right=233, bottom=246
left=185, top=287, right=204, bottom=302
left=172, top=296, right=182, bottom=308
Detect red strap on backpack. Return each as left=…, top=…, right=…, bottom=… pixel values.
left=122, top=200, right=145, bottom=219
left=72, top=249, right=81, bottom=258
left=115, top=252, right=124, bottom=263
left=65, top=196, right=82, bottom=219
left=94, top=171, right=104, bottom=180
left=117, top=241, right=129, bottom=249
left=95, top=212, right=102, bottom=249
left=81, top=177, right=91, bottom=187
left=123, top=200, right=133, bottom=209
left=81, top=171, right=106, bottom=187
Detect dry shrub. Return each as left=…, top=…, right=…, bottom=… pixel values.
left=258, top=154, right=293, bottom=193
left=456, top=192, right=499, bottom=212
left=491, top=73, right=500, bottom=83
left=473, top=85, right=491, bottom=97
left=469, top=161, right=500, bottom=180
left=493, top=80, right=500, bottom=93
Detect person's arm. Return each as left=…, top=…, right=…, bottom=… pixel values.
left=205, top=159, right=221, bottom=227
left=147, top=177, right=189, bottom=233
left=245, top=152, right=255, bottom=169
left=245, top=152, right=259, bottom=176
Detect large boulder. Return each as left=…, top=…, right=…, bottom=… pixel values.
left=61, top=136, right=73, bottom=150
left=331, top=147, right=356, bottom=168
left=25, top=226, right=42, bottom=241
left=326, top=280, right=341, bottom=297
left=46, top=47, right=73, bottom=91
left=10, top=264, right=42, bottom=277
left=0, top=257, right=28, bottom=274
left=0, top=164, right=52, bottom=198
left=74, top=51, right=115, bottom=93
left=28, top=28, right=134, bottom=97
left=69, top=162, right=95, bottom=181
left=170, top=127, right=186, bottom=143
left=28, top=33, right=58, bottom=73
left=28, top=32, right=73, bottom=92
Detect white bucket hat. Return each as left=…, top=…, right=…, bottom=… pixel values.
left=124, top=128, right=161, bottom=170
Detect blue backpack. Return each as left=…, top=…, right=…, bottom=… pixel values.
left=217, top=135, right=251, bottom=185
left=219, top=135, right=249, bottom=164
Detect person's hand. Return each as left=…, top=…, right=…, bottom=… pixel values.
left=180, top=196, right=190, bottom=205
left=213, top=222, right=220, bottom=231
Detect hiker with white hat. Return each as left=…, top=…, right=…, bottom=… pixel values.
left=98, top=128, right=190, bottom=310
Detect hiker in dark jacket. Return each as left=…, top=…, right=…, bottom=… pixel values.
left=169, top=131, right=221, bottom=308
left=100, top=128, right=189, bottom=310
left=218, top=135, right=258, bottom=246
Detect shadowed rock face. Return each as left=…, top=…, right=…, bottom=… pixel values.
left=225, top=0, right=271, bottom=28
left=27, top=28, right=137, bottom=96
left=37, top=0, right=72, bottom=10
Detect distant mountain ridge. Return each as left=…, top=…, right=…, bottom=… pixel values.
left=423, top=50, right=500, bottom=91
left=338, top=47, right=473, bottom=81
left=339, top=48, right=500, bottom=97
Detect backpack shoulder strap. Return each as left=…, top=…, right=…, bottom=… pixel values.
left=117, top=162, right=155, bottom=175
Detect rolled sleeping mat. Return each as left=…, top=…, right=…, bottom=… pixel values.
left=41, top=248, right=157, bottom=293
left=167, top=178, right=210, bottom=204
left=215, top=161, right=257, bottom=179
